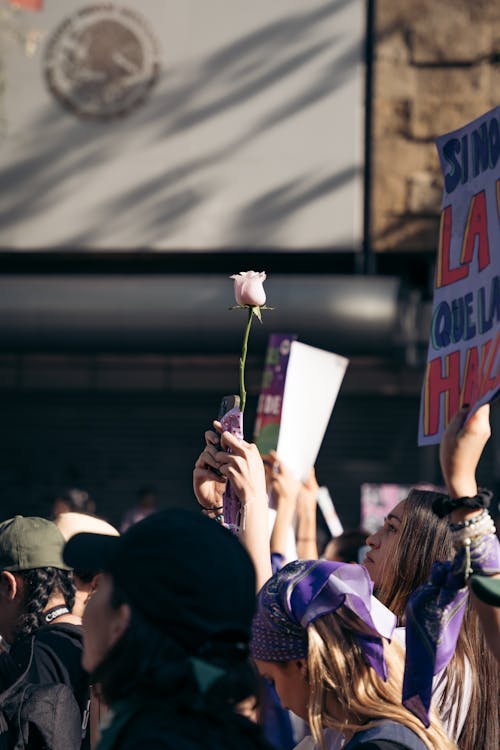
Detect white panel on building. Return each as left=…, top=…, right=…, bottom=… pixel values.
left=0, top=0, right=365, bottom=251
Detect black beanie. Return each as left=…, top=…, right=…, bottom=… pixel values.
left=64, top=508, right=256, bottom=653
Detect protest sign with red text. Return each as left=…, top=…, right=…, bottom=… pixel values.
left=419, top=105, right=500, bottom=445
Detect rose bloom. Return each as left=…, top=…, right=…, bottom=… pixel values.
left=231, top=271, right=266, bottom=307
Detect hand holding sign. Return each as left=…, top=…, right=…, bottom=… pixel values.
left=264, top=450, right=301, bottom=510
left=439, top=403, right=491, bottom=500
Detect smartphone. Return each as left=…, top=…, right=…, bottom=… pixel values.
left=217, top=394, right=240, bottom=421
left=209, top=394, right=240, bottom=475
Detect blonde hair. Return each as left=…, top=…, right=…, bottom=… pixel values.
left=55, top=512, right=119, bottom=541
left=306, top=608, right=456, bottom=750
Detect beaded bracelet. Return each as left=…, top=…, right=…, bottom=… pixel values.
left=452, top=517, right=499, bottom=579
left=449, top=507, right=489, bottom=531
left=433, top=488, right=493, bottom=518
left=451, top=511, right=496, bottom=551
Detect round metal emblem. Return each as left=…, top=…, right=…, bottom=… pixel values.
left=44, top=3, right=160, bottom=120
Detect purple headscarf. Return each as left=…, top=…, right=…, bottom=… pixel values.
left=251, top=560, right=397, bottom=680
left=403, top=531, right=500, bottom=727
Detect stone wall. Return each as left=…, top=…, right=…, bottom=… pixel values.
left=373, top=0, right=500, bottom=251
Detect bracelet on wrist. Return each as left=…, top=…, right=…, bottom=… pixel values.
left=197, top=502, right=223, bottom=512
left=449, top=507, right=489, bottom=531
left=451, top=510, right=496, bottom=551
left=452, top=515, right=499, bottom=580
left=433, top=488, right=492, bottom=518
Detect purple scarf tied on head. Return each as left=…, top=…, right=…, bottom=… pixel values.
left=251, top=560, right=397, bottom=680
left=403, top=531, right=500, bottom=727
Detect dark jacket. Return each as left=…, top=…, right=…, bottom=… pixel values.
left=96, top=698, right=273, bottom=750
left=343, top=721, right=428, bottom=750
left=10, top=623, right=88, bottom=719
left=0, top=635, right=81, bottom=750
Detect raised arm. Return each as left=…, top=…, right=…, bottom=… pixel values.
left=193, top=428, right=227, bottom=520
left=439, top=404, right=500, bottom=663
left=439, top=404, right=490, bottom=500
left=216, top=428, right=272, bottom=592
left=264, top=451, right=300, bottom=559
left=295, top=468, right=319, bottom=560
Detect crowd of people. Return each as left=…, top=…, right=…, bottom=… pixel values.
left=0, top=403, right=498, bottom=749
left=193, top=403, right=500, bottom=749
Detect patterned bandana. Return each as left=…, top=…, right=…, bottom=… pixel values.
left=403, top=531, right=500, bottom=727
left=251, top=560, right=396, bottom=680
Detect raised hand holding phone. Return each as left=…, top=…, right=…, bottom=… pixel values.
left=215, top=428, right=272, bottom=589
left=193, top=394, right=240, bottom=515
left=193, top=427, right=227, bottom=517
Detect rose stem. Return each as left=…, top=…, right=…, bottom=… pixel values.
left=239, top=307, right=253, bottom=414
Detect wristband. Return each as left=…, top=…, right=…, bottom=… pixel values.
left=197, top=503, right=223, bottom=512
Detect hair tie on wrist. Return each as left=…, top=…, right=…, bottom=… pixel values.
left=432, top=488, right=493, bottom=518
left=197, top=503, right=224, bottom=512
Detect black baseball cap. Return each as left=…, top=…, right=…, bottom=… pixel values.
left=63, top=509, right=256, bottom=653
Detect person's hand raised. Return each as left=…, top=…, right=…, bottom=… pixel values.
left=215, top=427, right=268, bottom=506
left=440, top=403, right=491, bottom=499
left=193, top=427, right=227, bottom=513
left=263, top=450, right=301, bottom=515
left=297, top=467, right=319, bottom=519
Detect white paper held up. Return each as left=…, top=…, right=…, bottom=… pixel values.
left=277, top=341, right=348, bottom=482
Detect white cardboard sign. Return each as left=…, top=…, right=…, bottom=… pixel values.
left=277, top=341, right=348, bottom=482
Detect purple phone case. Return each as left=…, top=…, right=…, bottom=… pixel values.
left=220, top=407, right=244, bottom=532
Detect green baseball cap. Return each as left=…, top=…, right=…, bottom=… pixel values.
left=470, top=574, right=500, bottom=607
left=0, top=516, right=70, bottom=572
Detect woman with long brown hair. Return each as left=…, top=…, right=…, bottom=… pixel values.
left=365, top=489, right=499, bottom=750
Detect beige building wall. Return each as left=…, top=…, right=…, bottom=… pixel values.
left=373, top=0, right=500, bottom=252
